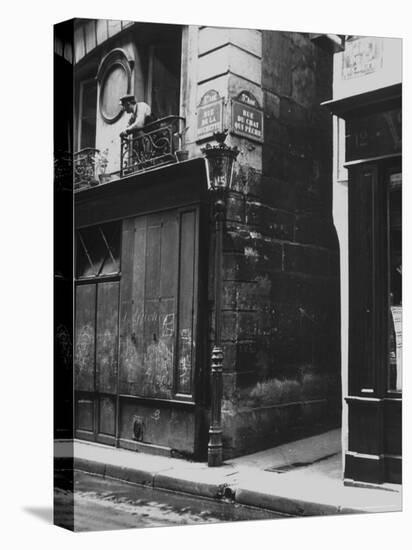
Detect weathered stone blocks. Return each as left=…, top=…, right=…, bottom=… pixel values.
left=203, top=28, right=339, bottom=458
left=294, top=213, right=338, bottom=249
left=245, top=201, right=294, bottom=240
left=283, top=243, right=331, bottom=277
left=262, top=31, right=294, bottom=96
left=226, top=192, right=245, bottom=223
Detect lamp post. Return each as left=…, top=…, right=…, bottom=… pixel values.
left=202, top=131, right=239, bottom=467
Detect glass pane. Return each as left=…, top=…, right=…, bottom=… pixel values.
left=83, top=81, right=97, bottom=119
left=388, top=173, right=402, bottom=392
left=76, top=231, right=96, bottom=278
left=101, top=64, right=128, bottom=120
left=151, top=42, right=181, bottom=118
left=81, top=226, right=107, bottom=276
left=99, top=222, right=121, bottom=275
left=76, top=222, right=121, bottom=279
left=80, top=80, right=97, bottom=149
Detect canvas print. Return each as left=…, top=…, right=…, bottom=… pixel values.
left=53, top=19, right=402, bottom=531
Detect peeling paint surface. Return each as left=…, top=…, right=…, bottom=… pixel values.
left=75, top=324, right=94, bottom=383
left=143, top=340, right=174, bottom=398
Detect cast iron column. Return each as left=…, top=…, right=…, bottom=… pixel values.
left=208, top=196, right=225, bottom=467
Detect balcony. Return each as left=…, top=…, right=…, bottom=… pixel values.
left=74, top=148, right=101, bottom=190
left=120, top=116, right=186, bottom=177
left=54, top=150, right=73, bottom=191
left=73, top=116, right=187, bottom=191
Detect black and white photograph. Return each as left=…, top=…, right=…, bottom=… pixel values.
left=53, top=16, right=402, bottom=532
left=2, top=1, right=408, bottom=547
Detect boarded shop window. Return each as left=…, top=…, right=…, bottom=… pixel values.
left=75, top=221, right=121, bottom=439
left=119, top=209, right=197, bottom=400
left=74, top=209, right=198, bottom=445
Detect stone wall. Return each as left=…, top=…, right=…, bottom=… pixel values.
left=219, top=31, right=341, bottom=458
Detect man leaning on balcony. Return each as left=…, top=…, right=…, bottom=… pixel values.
left=119, top=94, right=153, bottom=137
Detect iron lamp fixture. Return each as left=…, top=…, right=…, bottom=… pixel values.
left=202, top=130, right=239, bottom=191
left=202, top=130, right=239, bottom=467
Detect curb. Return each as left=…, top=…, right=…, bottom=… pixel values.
left=71, top=459, right=338, bottom=516
left=154, top=472, right=229, bottom=500
left=58, top=459, right=396, bottom=517
left=75, top=458, right=106, bottom=477
left=70, top=460, right=238, bottom=502
left=73, top=459, right=229, bottom=499
left=75, top=458, right=162, bottom=487
left=235, top=487, right=341, bottom=516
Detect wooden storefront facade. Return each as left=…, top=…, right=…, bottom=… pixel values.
left=326, top=83, right=402, bottom=484
left=74, top=160, right=210, bottom=458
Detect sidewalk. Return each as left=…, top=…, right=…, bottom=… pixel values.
left=54, top=429, right=402, bottom=517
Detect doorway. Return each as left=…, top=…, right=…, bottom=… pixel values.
left=74, top=207, right=200, bottom=452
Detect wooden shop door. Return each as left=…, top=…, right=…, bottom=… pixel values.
left=74, top=208, right=199, bottom=447
left=117, top=207, right=199, bottom=449
left=74, top=221, right=121, bottom=444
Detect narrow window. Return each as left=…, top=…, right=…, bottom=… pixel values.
left=388, top=172, right=402, bottom=393
left=79, top=79, right=97, bottom=149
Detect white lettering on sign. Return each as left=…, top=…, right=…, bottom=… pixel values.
left=232, top=100, right=263, bottom=142
left=197, top=100, right=223, bottom=138
left=239, top=92, right=257, bottom=106
left=242, top=109, right=255, bottom=119
left=201, top=107, right=218, bottom=127
left=200, top=90, right=220, bottom=105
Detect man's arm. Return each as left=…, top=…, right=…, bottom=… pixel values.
left=125, top=103, right=152, bottom=133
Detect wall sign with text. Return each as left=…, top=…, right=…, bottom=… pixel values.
left=196, top=90, right=224, bottom=140
left=231, top=91, right=264, bottom=143
left=342, top=37, right=383, bottom=80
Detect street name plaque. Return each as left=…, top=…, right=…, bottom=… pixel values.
left=231, top=91, right=264, bottom=143
left=196, top=90, right=224, bottom=140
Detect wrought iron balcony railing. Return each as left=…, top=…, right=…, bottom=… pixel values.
left=120, top=116, right=186, bottom=177
left=74, top=148, right=102, bottom=189
left=73, top=116, right=186, bottom=191
left=54, top=150, right=73, bottom=190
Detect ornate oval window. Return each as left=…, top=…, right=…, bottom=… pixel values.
left=97, top=49, right=133, bottom=124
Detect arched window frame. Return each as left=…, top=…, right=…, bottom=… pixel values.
left=96, top=48, right=134, bottom=124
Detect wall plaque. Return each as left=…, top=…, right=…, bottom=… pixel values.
left=342, top=37, right=383, bottom=80
left=196, top=90, right=224, bottom=140
left=231, top=91, right=263, bottom=142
